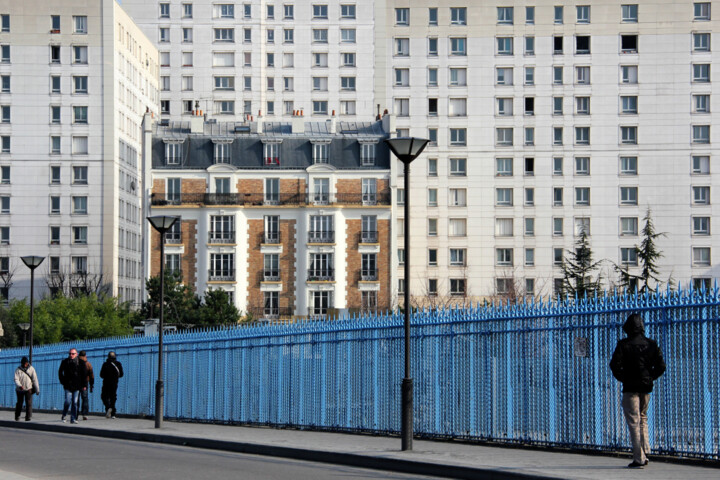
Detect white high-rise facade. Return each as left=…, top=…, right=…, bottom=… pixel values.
left=0, top=0, right=159, bottom=303
left=124, top=0, right=718, bottom=302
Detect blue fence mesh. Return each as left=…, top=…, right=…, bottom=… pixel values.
left=1, top=286, right=718, bottom=459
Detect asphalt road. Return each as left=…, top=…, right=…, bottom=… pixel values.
left=0, top=428, right=442, bottom=480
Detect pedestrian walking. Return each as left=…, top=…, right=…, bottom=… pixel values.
left=78, top=350, right=94, bottom=420
left=610, top=313, right=666, bottom=468
left=14, top=356, right=39, bottom=421
left=58, top=348, right=87, bottom=424
left=100, top=351, right=123, bottom=419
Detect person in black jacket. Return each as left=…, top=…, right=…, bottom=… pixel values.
left=58, top=348, right=87, bottom=424
left=610, top=313, right=666, bottom=468
left=100, top=351, right=124, bottom=419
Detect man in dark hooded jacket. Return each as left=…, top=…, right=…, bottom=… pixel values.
left=610, top=313, right=666, bottom=468
left=100, top=351, right=123, bottom=418
left=58, top=348, right=87, bottom=424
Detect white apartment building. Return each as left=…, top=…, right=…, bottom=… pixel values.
left=125, top=0, right=718, bottom=304
left=0, top=0, right=159, bottom=303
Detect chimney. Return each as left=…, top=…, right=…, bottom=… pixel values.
left=190, top=109, right=204, bottom=134
left=291, top=109, right=305, bottom=134
left=252, top=111, right=263, bottom=134
left=326, top=110, right=337, bottom=134
left=381, top=112, right=396, bottom=136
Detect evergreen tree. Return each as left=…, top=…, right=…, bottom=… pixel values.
left=559, top=230, right=603, bottom=299
left=616, top=207, right=667, bottom=293
left=140, top=270, right=200, bottom=326
left=197, top=288, right=240, bottom=325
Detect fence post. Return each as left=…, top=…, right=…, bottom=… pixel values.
left=548, top=316, right=556, bottom=443
left=593, top=311, right=602, bottom=446
left=701, top=306, right=712, bottom=454
left=506, top=327, right=513, bottom=439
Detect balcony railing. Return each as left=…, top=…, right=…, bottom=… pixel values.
left=360, top=230, right=378, bottom=243
left=209, top=231, right=235, bottom=244
left=307, top=269, right=334, bottom=281
left=165, top=232, right=182, bottom=244
left=263, top=269, right=280, bottom=281
left=263, top=231, right=280, bottom=244
left=248, top=307, right=293, bottom=320
left=208, top=269, right=235, bottom=281
left=360, top=269, right=378, bottom=281
left=308, top=230, right=335, bottom=243
left=150, top=192, right=391, bottom=207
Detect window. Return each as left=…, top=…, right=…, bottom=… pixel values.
left=553, top=218, right=564, bottom=236
left=693, top=95, right=710, bottom=113
left=428, top=37, right=438, bottom=56
left=427, top=249, right=437, bottom=266
left=0, top=14, right=7, bottom=33
left=525, top=218, right=535, bottom=237
left=525, top=188, right=534, bottom=206
left=621, top=96, right=637, bottom=114
left=0, top=45, right=8, bottom=63
left=496, top=67, right=513, bottom=85
left=0, top=196, right=8, bottom=214
left=449, top=98, right=466, bottom=117
left=183, top=3, right=193, bottom=18
left=49, top=226, right=60, bottom=245
left=693, top=125, right=710, bottom=144
left=450, top=279, right=466, bottom=296
left=693, top=186, right=710, bottom=204
left=620, top=156, right=637, bottom=175
left=577, top=6, right=590, bottom=23
left=451, top=7, right=467, bottom=25
left=575, top=127, right=590, bottom=145
left=621, top=35, right=638, bottom=53
left=395, top=8, right=409, bottom=25
left=576, top=97, right=590, bottom=115
left=72, top=196, right=87, bottom=214
left=496, top=158, right=513, bottom=176
left=282, top=28, right=294, bottom=44
left=553, top=66, right=563, bottom=84
left=313, top=4, right=328, bottom=19
left=426, top=158, right=438, bottom=177
left=183, top=28, right=193, bottom=43
left=524, top=157, right=535, bottom=176
left=449, top=188, right=466, bottom=207
left=525, top=249, right=535, bottom=267
left=264, top=143, right=280, bottom=165
left=525, top=36, right=535, bottom=55
left=553, top=157, right=563, bottom=175
left=428, top=218, right=437, bottom=236
left=495, top=218, right=513, bottom=237
left=450, top=37, right=466, bottom=56
left=694, top=3, right=711, bottom=20
left=242, top=76, right=252, bottom=91
left=496, top=128, right=513, bottom=146
left=497, top=98, right=513, bottom=116
left=73, top=166, right=88, bottom=185
left=313, top=77, right=328, bottom=92
left=51, top=15, right=60, bottom=33
left=621, top=65, right=638, bottom=83
left=214, top=4, right=234, bottom=18
left=311, top=143, right=328, bottom=164
left=159, top=3, right=170, bottom=17
left=266, top=52, right=274, bottom=67
left=694, top=277, right=713, bottom=290
left=496, top=188, right=512, bottom=206
left=214, top=28, right=234, bottom=43
left=181, top=76, right=193, bottom=92
left=497, top=37, right=513, bottom=55
left=693, top=217, right=710, bottom=235
left=0, top=136, right=7, bottom=153
left=71, top=106, right=87, bottom=124
left=425, top=188, right=438, bottom=207
left=448, top=218, right=466, bottom=237
left=622, top=4, right=638, bottom=22
left=214, top=76, right=234, bottom=91
left=0, top=166, right=8, bottom=184
left=621, top=217, right=639, bottom=236
left=498, top=7, right=514, bottom=24
left=496, top=248, right=513, bottom=266
left=450, top=158, right=466, bottom=176
left=553, top=188, right=563, bottom=206
left=428, top=7, right=438, bottom=25
left=576, top=66, right=590, bottom=85
left=266, top=4, right=274, bottom=18
left=621, top=248, right=638, bottom=266
left=51, top=136, right=61, bottom=154
left=0, top=75, right=8, bottom=94
left=576, top=36, right=590, bottom=54
left=554, top=6, right=564, bottom=24
left=450, top=128, right=467, bottom=146
left=693, top=247, right=711, bottom=266
left=341, top=4, right=355, bottom=19
left=73, top=45, right=88, bottom=64
left=284, top=4, right=293, bottom=19
left=313, top=53, right=328, bottom=67
left=427, top=68, right=438, bottom=86
left=693, top=33, right=710, bottom=52
left=395, top=38, right=409, bottom=56
left=214, top=101, right=234, bottom=115
left=575, top=157, right=590, bottom=175
left=525, top=67, right=535, bottom=85
left=341, top=76, right=356, bottom=91
left=692, top=155, right=710, bottom=174
left=72, top=136, right=88, bottom=155
left=526, top=6, right=535, bottom=24
left=243, top=28, right=252, bottom=43
left=341, top=52, right=355, bottom=67
left=50, top=46, right=60, bottom=64
left=165, top=143, right=182, bottom=165
left=524, top=97, right=534, bottom=116
left=620, top=186, right=638, bottom=205
left=341, top=29, right=355, bottom=43
left=621, top=126, right=637, bottom=144
left=72, top=226, right=87, bottom=244
left=158, top=27, right=170, bottom=43
left=450, top=68, right=467, bottom=86
left=180, top=51, right=193, bottom=67
left=693, top=64, right=710, bottom=82
left=428, top=128, right=438, bottom=145
left=244, top=4, right=252, bottom=18
left=575, top=187, right=590, bottom=206
left=553, top=127, right=563, bottom=145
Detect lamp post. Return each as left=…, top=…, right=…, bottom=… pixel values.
left=18, top=322, right=30, bottom=347
left=384, top=137, right=429, bottom=452
left=20, top=256, right=44, bottom=364
left=147, top=215, right=178, bottom=429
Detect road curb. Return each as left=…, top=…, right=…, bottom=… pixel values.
left=0, top=420, right=560, bottom=480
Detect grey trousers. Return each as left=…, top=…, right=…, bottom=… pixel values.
left=622, top=392, right=650, bottom=464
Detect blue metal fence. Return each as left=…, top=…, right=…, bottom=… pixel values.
left=1, top=286, right=718, bottom=459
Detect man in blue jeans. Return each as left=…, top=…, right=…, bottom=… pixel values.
left=58, top=348, right=87, bottom=424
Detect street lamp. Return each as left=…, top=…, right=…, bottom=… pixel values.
left=147, top=215, right=178, bottom=429
left=384, top=137, right=429, bottom=452
left=20, top=256, right=44, bottom=364
left=17, top=323, right=30, bottom=347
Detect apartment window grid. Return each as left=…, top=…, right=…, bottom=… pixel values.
left=621, top=217, right=639, bottom=236
left=525, top=188, right=535, bottom=206
left=553, top=218, right=564, bottom=236
left=525, top=218, right=535, bottom=237
left=693, top=32, right=710, bottom=52
left=525, top=36, right=535, bottom=55
left=692, top=247, right=711, bottom=266
left=451, top=7, right=467, bottom=25
left=692, top=155, right=710, bottom=174
left=620, top=156, right=638, bottom=175
left=577, top=6, right=590, bottom=23
left=622, top=4, right=638, bottom=22
left=575, top=157, right=590, bottom=175
left=692, top=217, right=710, bottom=235
left=694, top=3, right=711, bottom=21
left=553, top=97, right=563, bottom=116
left=498, top=7, right=514, bottom=24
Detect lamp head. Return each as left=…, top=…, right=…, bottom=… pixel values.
left=384, top=137, right=429, bottom=164
left=20, top=256, right=44, bottom=270
left=148, top=215, right=178, bottom=233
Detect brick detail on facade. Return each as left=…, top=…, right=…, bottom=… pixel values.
left=149, top=219, right=199, bottom=292
left=336, top=179, right=361, bottom=196
left=152, top=178, right=165, bottom=196
left=237, top=179, right=262, bottom=194
left=246, top=219, right=297, bottom=315
left=280, top=179, right=306, bottom=196
left=182, top=179, right=206, bottom=194
left=345, top=218, right=392, bottom=311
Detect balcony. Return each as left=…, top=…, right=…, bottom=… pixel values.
left=360, top=230, right=378, bottom=243
left=263, top=231, right=280, bottom=244
left=249, top=307, right=293, bottom=320
left=307, top=269, right=334, bottom=281
left=308, top=230, right=334, bottom=243
left=263, top=269, right=280, bottom=281
left=360, top=269, right=378, bottom=281
left=150, top=192, right=392, bottom=207
left=209, top=230, right=235, bottom=244
left=165, top=232, right=182, bottom=244
left=208, top=269, right=235, bottom=281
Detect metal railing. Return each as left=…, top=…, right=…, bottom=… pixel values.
left=164, top=232, right=182, bottom=244
left=263, top=269, right=280, bottom=281
left=308, top=230, right=335, bottom=243
left=307, top=268, right=334, bottom=281
left=208, top=269, right=235, bottom=281
left=263, top=231, right=280, bottom=244
left=208, top=231, right=235, bottom=244
left=360, top=231, right=378, bottom=243
left=360, top=269, right=378, bottom=281
left=1, top=286, right=718, bottom=460
left=150, top=193, right=391, bottom=207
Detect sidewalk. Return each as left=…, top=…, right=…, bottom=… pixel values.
left=0, top=412, right=717, bottom=480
